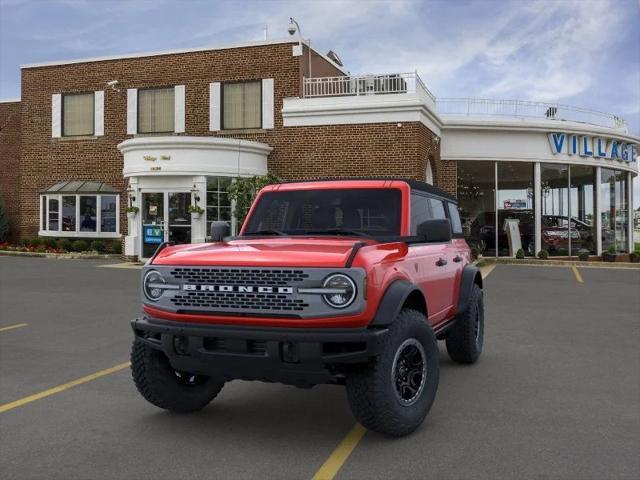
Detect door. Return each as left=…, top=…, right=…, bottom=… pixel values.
left=142, top=192, right=165, bottom=259
left=409, top=194, right=458, bottom=324
left=167, top=192, right=191, bottom=245
left=141, top=192, right=192, bottom=259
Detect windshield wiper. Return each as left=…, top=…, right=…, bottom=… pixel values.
left=306, top=229, right=371, bottom=238
left=244, top=229, right=288, bottom=236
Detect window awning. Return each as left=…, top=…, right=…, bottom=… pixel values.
left=41, top=180, right=119, bottom=194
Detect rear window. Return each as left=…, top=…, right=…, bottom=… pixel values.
left=244, top=188, right=402, bottom=236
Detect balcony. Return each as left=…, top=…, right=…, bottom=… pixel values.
left=303, top=72, right=436, bottom=102
left=436, top=98, right=628, bottom=132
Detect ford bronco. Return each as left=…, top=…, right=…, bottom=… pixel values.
left=131, top=179, right=484, bottom=436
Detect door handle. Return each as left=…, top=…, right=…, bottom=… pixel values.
left=436, top=258, right=447, bottom=267
left=453, top=255, right=463, bottom=263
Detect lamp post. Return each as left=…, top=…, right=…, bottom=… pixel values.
left=288, top=17, right=312, bottom=94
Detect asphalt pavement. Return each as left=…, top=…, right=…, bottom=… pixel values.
left=0, top=257, right=638, bottom=480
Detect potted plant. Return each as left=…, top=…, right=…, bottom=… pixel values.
left=187, top=204, right=204, bottom=220
left=537, top=249, right=549, bottom=260
left=126, top=206, right=139, bottom=221
left=603, top=245, right=617, bottom=262
left=515, top=248, right=525, bottom=259
left=629, top=247, right=640, bottom=263
left=577, top=249, right=590, bottom=262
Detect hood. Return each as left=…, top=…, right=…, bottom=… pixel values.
left=151, top=237, right=376, bottom=268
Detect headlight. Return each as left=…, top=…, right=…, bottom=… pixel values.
left=322, top=274, right=356, bottom=309
left=143, top=270, right=166, bottom=301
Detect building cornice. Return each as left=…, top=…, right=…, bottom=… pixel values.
left=21, top=38, right=301, bottom=69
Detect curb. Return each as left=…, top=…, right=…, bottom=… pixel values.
left=0, top=250, right=122, bottom=260
left=480, top=257, right=640, bottom=269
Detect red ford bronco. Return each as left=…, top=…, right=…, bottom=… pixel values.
left=131, top=179, right=484, bottom=436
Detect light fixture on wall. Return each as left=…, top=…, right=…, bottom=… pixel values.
left=126, top=187, right=136, bottom=206
left=190, top=185, right=201, bottom=204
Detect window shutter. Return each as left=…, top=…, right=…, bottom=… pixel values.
left=209, top=82, right=221, bottom=131
left=51, top=94, right=62, bottom=138
left=174, top=85, right=185, bottom=133
left=262, top=78, right=274, bottom=129
left=94, top=91, right=104, bottom=136
left=127, top=88, right=137, bottom=134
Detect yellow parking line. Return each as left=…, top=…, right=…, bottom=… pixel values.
left=571, top=265, right=584, bottom=283
left=0, top=362, right=130, bottom=414
left=312, top=423, right=366, bottom=480
left=0, top=323, right=28, bottom=333
left=98, top=262, right=142, bottom=269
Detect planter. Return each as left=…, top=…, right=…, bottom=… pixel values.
left=630, top=252, right=640, bottom=263
left=191, top=212, right=203, bottom=221
left=602, top=253, right=617, bottom=262
left=127, top=212, right=137, bottom=222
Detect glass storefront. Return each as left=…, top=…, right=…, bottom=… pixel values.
left=458, top=161, right=496, bottom=256
left=458, top=161, right=631, bottom=257
left=601, top=168, right=629, bottom=253
left=570, top=165, right=596, bottom=254
left=497, top=163, right=534, bottom=256
left=541, top=164, right=570, bottom=256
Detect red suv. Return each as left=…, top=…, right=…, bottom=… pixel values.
left=131, top=179, right=484, bottom=436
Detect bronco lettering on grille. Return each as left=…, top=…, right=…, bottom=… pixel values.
left=182, top=285, right=294, bottom=294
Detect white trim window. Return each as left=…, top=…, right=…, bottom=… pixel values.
left=52, top=91, right=104, bottom=138
left=128, top=85, right=185, bottom=134
left=222, top=80, right=262, bottom=130
left=39, top=193, right=120, bottom=238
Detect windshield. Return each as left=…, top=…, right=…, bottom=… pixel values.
left=243, top=188, right=402, bottom=237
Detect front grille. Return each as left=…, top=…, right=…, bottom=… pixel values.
left=170, top=268, right=309, bottom=286
left=171, top=291, right=309, bottom=311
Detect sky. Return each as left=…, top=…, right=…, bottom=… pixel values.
left=1, top=0, right=639, bottom=205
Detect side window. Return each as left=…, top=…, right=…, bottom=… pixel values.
left=410, top=194, right=430, bottom=235
left=447, top=202, right=463, bottom=234
left=428, top=198, right=447, bottom=220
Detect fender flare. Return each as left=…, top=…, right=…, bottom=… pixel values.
left=371, top=280, right=425, bottom=326
left=456, top=264, right=483, bottom=318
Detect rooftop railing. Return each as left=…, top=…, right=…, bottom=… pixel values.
left=436, top=98, right=627, bottom=131
left=301, top=74, right=627, bottom=132
left=303, top=72, right=436, bottom=102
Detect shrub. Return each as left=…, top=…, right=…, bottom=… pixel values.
left=0, top=195, right=9, bottom=242
left=227, top=173, right=280, bottom=227
left=577, top=250, right=590, bottom=262
left=71, top=239, right=89, bottom=252
left=630, top=252, right=640, bottom=263
left=57, top=238, right=73, bottom=251
left=90, top=240, right=106, bottom=253
left=537, top=249, right=549, bottom=260
left=607, top=244, right=617, bottom=254
left=515, top=248, right=525, bottom=259
left=470, top=246, right=481, bottom=260
left=41, top=237, right=58, bottom=249
left=110, top=240, right=122, bottom=254
left=20, top=237, right=33, bottom=247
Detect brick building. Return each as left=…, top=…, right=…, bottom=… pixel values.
left=1, top=38, right=637, bottom=258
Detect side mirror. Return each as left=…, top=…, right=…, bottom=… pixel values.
left=417, top=219, right=452, bottom=243
left=209, top=221, right=230, bottom=242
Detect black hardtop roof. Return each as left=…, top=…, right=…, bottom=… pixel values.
left=281, top=177, right=457, bottom=203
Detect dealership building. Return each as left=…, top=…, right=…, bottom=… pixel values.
left=0, top=38, right=637, bottom=260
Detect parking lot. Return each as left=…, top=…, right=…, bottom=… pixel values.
left=0, top=256, right=639, bottom=480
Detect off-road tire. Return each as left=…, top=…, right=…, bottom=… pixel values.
left=445, top=283, right=484, bottom=364
left=345, top=309, right=439, bottom=437
left=131, top=339, right=224, bottom=413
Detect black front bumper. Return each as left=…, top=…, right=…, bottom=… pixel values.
left=131, top=317, right=388, bottom=387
